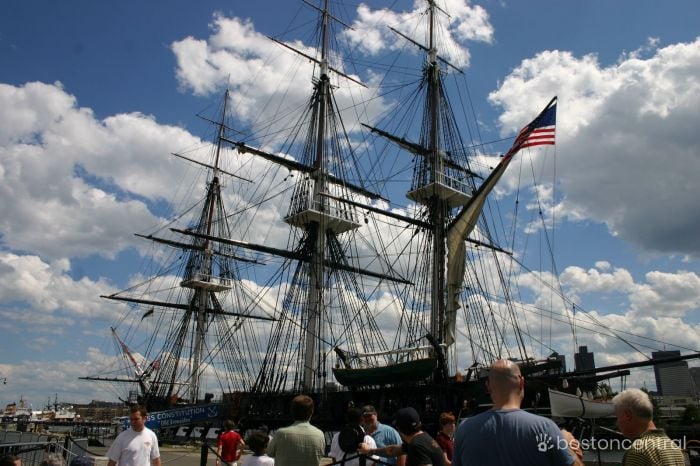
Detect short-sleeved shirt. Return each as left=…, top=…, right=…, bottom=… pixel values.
left=218, top=430, right=244, bottom=462
left=267, top=421, right=325, bottom=466
left=329, top=433, right=377, bottom=466
left=453, top=409, right=574, bottom=466
left=240, top=456, right=274, bottom=466
left=401, top=432, right=445, bottom=466
left=622, top=429, right=685, bottom=466
left=370, top=423, right=403, bottom=466
left=107, top=427, right=160, bottom=466
left=435, top=431, right=453, bottom=461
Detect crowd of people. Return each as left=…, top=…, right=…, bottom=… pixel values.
left=0, top=359, right=688, bottom=466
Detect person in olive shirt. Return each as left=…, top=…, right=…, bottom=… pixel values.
left=613, top=388, right=685, bottom=466
left=359, top=407, right=444, bottom=466
left=267, top=395, right=325, bottom=466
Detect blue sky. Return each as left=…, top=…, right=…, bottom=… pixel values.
left=1, top=0, right=700, bottom=407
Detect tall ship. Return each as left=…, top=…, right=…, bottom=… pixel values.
left=83, top=0, right=699, bottom=429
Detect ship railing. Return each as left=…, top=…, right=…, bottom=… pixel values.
left=435, top=171, right=472, bottom=195
left=180, top=273, right=232, bottom=291
left=0, top=433, right=91, bottom=466
left=186, top=273, right=231, bottom=287
left=289, top=197, right=359, bottom=223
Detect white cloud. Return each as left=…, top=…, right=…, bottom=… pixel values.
left=489, top=38, right=700, bottom=256
left=560, top=264, right=635, bottom=295
left=555, top=263, right=700, bottom=318
left=0, top=252, right=118, bottom=320
left=171, top=14, right=389, bottom=137
left=0, top=348, right=123, bottom=404
left=628, top=270, right=700, bottom=317
left=0, top=81, right=210, bottom=260
left=342, top=0, right=493, bottom=67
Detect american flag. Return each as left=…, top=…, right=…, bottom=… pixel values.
left=514, top=97, right=557, bottom=151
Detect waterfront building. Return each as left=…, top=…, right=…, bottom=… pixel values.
left=652, top=350, right=694, bottom=397
left=574, top=346, right=595, bottom=372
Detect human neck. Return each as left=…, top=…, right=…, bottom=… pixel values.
left=402, top=430, right=423, bottom=443
left=491, top=395, right=522, bottom=410
left=639, top=420, right=658, bottom=435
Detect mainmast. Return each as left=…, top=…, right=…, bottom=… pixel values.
left=304, top=0, right=331, bottom=393
left=427, top=0, right=446, bottom=342
left=363, top=0, right=474, bottom=375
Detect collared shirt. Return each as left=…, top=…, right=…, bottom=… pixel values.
left=370, top=423, right=403, bottom=466
left=435, top=431, right=453, bottom=461
left=267, top=421, right=325, bottom=466
left=622, top=429, right=685, bottom=466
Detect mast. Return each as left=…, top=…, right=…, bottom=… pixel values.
left=187, top=90, right=229, bottom=403
left=363, top=0, right=474, bottom=376
left=427, top=0, right=446, bottom=343
left=304, top=0, right=330, bottom=393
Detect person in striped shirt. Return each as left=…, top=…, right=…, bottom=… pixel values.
left=613, top=388, right=685, bottom=466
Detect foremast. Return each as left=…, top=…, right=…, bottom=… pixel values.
left=95, top=89, right=275, bottom=407
left=184, top=90, right=230, bottom=403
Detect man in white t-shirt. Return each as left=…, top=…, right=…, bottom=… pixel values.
left=107, top=405, right=161, bottom=466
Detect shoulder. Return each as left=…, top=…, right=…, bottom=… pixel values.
left=308, top=423, right=325, bottom=436
left=377, top=423, right=401, bottom=437
left=623, top=446, right=654, bottom=465
left=456, top=410, right=494, bottom=432
left=461, top=409, right=497, bottom=423
left=507, top=410, right=559, bottom=429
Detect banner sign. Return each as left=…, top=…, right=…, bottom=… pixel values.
left=121, top=403, right=222, bottom=430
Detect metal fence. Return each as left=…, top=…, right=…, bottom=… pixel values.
left=0, top=431, right=92, bottom=466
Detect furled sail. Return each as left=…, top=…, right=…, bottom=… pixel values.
left=444, top=97, right=557, bottom=346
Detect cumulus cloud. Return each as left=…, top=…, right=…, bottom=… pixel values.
left=171, top=13, right=389, bottom=137
left=628, top=270, right=700, bottom=317
left=560, top=264, right=636, bottom=295
left=0, top=81, right=210, bottom=260
left=492, top=259, right=700, bottom=377
left=0, top=252, right=119, bottom=320
left=343, top=0, right=493, bottom=67
left=547, top=262, right=700, bottom=318
left=0, top=348, right=124, bottom=404
left=489, top=38, right=700, bottom=256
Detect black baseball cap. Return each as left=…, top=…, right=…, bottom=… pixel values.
left=361, top=405, right=377, bottom=416
left=394, top=407, right=421, bottom=433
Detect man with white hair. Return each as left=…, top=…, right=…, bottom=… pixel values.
left=613, top=388, right=685, bottom=465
